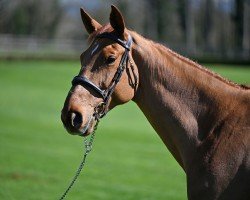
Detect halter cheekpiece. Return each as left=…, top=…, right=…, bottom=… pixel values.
left=71, top=33, right=133, bottom=119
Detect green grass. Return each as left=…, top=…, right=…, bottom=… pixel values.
left=0, top=60, right=249, bottom=200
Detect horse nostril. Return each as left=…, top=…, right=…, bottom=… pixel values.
left=71, top=112, right=83, bottom=129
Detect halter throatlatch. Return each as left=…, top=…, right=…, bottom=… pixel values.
left=71, top=33, right=133, bottom=119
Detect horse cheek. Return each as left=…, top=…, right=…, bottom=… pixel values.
left=112, top=82, right=134, bottom=106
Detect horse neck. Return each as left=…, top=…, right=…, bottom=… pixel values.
left=130, top=31, right=242, bottom=170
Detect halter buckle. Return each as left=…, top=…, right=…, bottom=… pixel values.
left=94, top=102, right=107, bottom=119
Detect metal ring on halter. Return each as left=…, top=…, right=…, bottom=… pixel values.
left=94, top=102, right=106, bottom=119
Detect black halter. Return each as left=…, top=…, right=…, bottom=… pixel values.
left=71, top=33, right=133, bottom=119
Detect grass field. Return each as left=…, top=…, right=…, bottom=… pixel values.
left=0, top=60, right=249, bottom=200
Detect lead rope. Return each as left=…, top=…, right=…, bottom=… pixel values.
left=59, top=120, right=99, bottom=200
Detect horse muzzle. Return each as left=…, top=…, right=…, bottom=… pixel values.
left=61, top=108, right=95, bottom=137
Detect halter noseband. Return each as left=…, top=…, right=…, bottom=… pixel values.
left=71, top=33, right=133, bottom=119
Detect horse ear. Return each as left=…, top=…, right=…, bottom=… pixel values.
left=109, top=5, right=125, bottom=36
left=80, top=8, right=102, bottom=34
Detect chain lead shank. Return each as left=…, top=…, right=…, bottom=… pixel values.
left=59, top=121, right=99, bottom=200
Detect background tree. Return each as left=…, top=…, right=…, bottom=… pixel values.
left=0, top=0, right=249, bottom=61
left=243, top=0, right=250, bottom=55
left=185, top=0, right=196, bottom=54
left=233, top=0, right=244, bottom=52
left=203, top=0, right=214, bottom=52
left=0, top=0, right=62, bottom=38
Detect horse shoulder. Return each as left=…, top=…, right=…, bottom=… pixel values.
left=186, top=93, right=250, bottom=200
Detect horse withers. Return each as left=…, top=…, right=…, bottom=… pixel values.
left=61, top=5, right=250, bottom=200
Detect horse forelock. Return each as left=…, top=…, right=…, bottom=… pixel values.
left=88, top=24, right=113, bottom=43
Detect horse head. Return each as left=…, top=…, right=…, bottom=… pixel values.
left=61, top=5, right=139, bottom=136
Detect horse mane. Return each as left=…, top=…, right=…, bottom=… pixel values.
left=130, top=31, right=249, bottom=90
left=89, top=24, right=249, bottom=90
left=162, top=45, right=250, bottom=90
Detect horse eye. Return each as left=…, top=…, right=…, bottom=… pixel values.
left=106, top=56, right=116, bottom=65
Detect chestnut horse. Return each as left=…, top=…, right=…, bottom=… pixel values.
left=61, top=5, right=250, bottom=200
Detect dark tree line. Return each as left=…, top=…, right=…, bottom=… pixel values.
left=0, top=0, right=62, bottom=38
left=0, top=0, right=249, bottom=59
left=114, top=0, right=249, bottom=58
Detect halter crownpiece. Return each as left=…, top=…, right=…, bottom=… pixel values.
left=71, top=33, right=133, bottom=119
